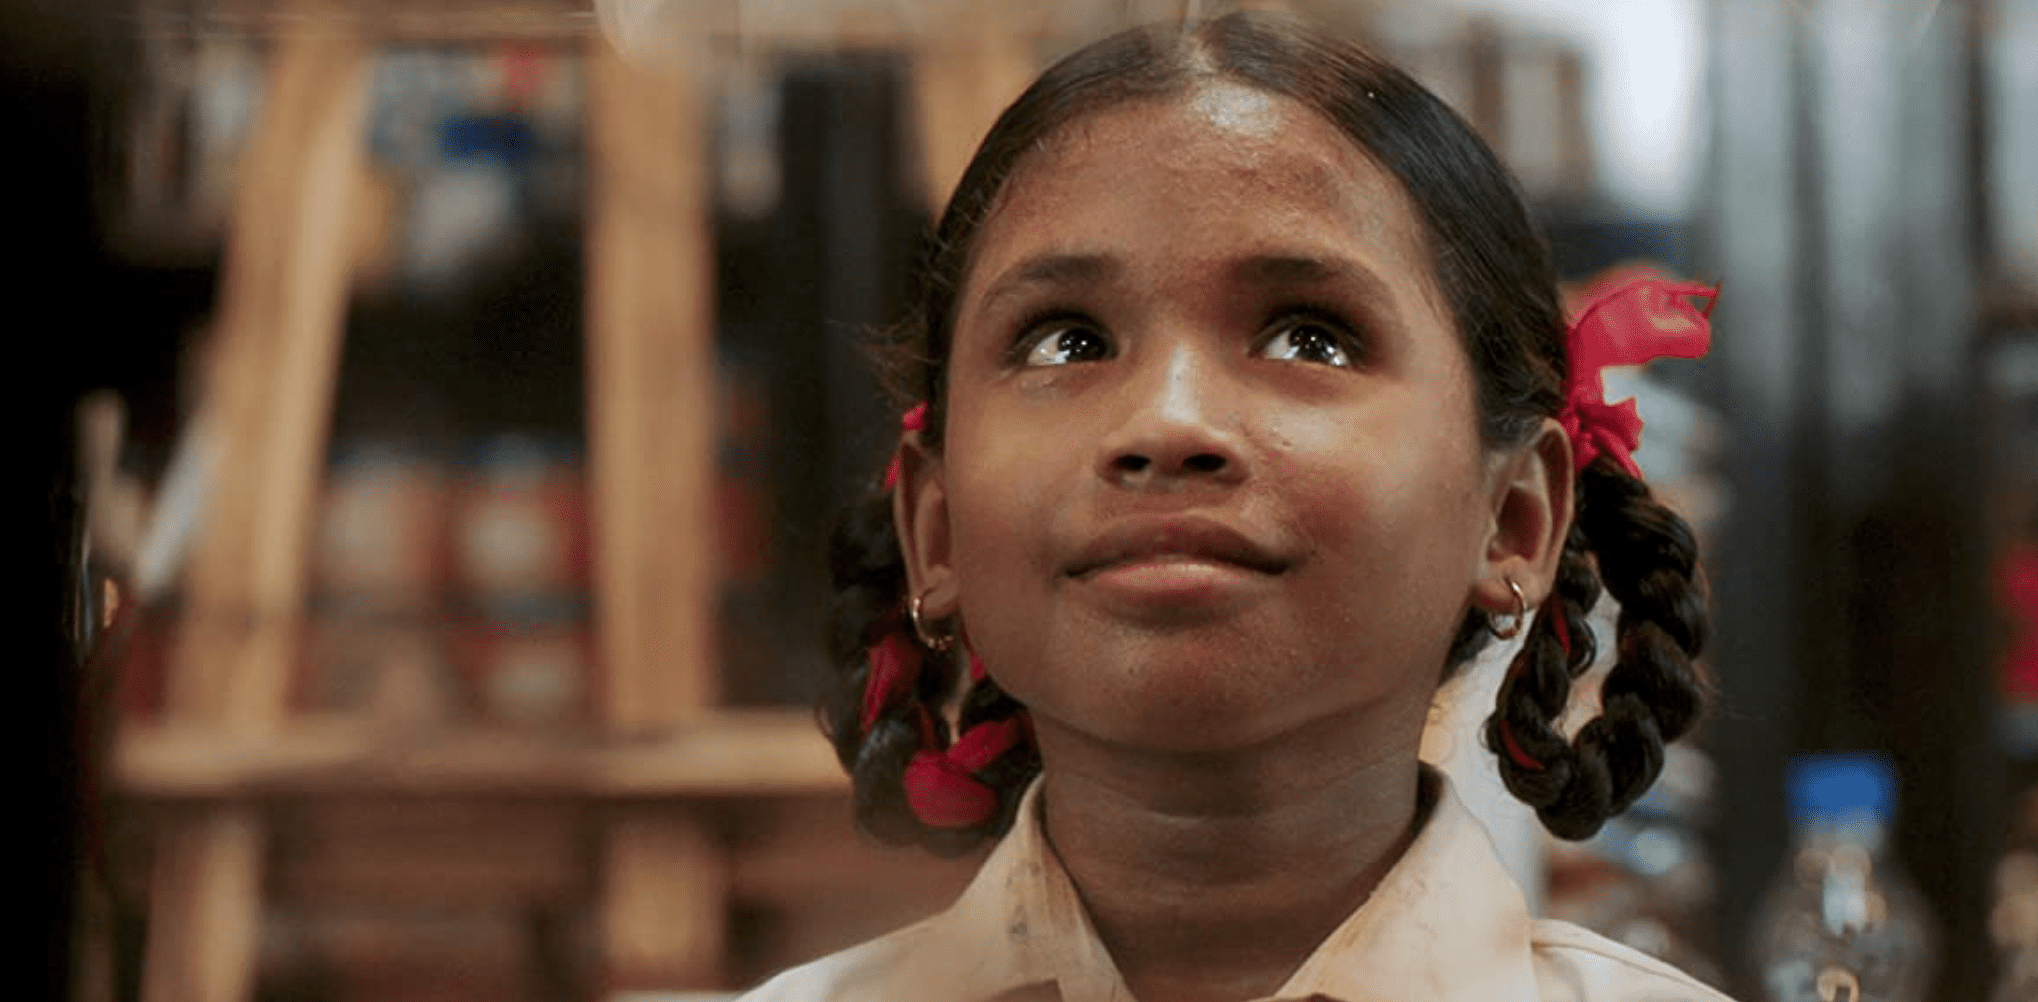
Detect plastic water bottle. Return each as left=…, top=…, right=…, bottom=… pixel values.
left=1750, top=753, right=1936, bottom=1002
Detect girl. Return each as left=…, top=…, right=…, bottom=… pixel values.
left=749, top=12, right=1728, bottom=1002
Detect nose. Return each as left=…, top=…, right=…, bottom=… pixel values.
left=1096, top=344, right=1250, bottom=491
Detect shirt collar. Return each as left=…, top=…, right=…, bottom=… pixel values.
left=1277, top=767, right=1542, bottom=1002
left=908, top=765, right=1542, bottom=1002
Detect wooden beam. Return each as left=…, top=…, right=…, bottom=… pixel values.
left=599, top=811, right=728, bottom=991
left=141, top=808, right=267, bottom=1002
left=166, top=28, right=370, bottom=731
left=143, top=23, right=370, bottom=1002
left=584, top=26, right=732, bottom=995
left=115, top=711, right=844, bottom=799
left=585, top=16, right=719, bottom=733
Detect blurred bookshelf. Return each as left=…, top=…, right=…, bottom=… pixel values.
left=79, top=5, right=1024, bottom=1001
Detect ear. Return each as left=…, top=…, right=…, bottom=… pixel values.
left=893, top=430, right=959, bottom=621
left=1470, top=417, right=1575, bottom=616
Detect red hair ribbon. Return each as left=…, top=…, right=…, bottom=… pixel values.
left=906, top=717, right=1025, bottom=828
left=860, top=629, right=921, bottom=731
left=1560, top=274, right=1717, bottom=477
left=881, top=402, right=930, bottom=491
left=1498, top=272, right=1717, bottom=773
left=861, top=632, right=1016, bottom=828
left=1498, top=717, right=1544, bottom=773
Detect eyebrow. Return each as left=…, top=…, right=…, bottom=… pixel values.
left=1232, top=253, right=1396, bottom=306
left=973, top=250, right=1400, bottom=315
left=975, top=252, right=1120, bottom=313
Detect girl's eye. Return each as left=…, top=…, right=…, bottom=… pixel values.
left=1020, top=323, right=1113, bottom=367
left=1257, top=316, right=1359, bottom=368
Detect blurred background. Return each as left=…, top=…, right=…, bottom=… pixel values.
left=10, top=0, right=2038, bottom=1000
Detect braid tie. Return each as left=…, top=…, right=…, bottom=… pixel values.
left=1559, top=275, right=1716, bottom=476
left=857, top=631, right=1027, bottom=831
left=905, top=714, right=1028, bottom=828
left=859, top=627, right=919, bottom=730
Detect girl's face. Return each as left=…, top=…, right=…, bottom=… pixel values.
left=900, top=84, right=1545, bottom=756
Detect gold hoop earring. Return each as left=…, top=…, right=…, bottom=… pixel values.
left=908, top=591, right=954, bottom=652
left=1490, top=580, right=1527, bottom=641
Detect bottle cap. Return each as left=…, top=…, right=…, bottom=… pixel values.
left=1786, top=752, right=1898, bottom=826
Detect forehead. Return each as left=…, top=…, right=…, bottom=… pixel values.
left=963, top=82, right=1442, bottom=310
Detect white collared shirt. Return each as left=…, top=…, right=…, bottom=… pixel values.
left=735, top=768, right=1737, bottom=1002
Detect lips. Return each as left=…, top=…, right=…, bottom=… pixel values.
left=1064, top=514, right=1291, bottom=579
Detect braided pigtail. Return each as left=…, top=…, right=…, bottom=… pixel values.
left=820, top=455, right=1039, bottom=856
left=1488, top=457, right=1709, bottom=840
left=822, top=490, right=927, bottom=845
left=1482, top=270, right=1717, bottom=840
left=1485, top=520, right=1598, bottom=821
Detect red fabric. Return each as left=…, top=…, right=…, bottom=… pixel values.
left=947, top=715, right=1026, bottom=771
left=905, top=717, right=1025, bottom=828
left=867, top=627, right=1028, bottom=829
left=1548, top=599, right=1572, bottom=658
left=1498, top=719, right=1544, bottom=773
left=906, top=751, right=1003, bottom=828
left=861, top=630, right=921, bottom=730
left=1560, top=276, right=1716, bottom=476
left=882, top=402, right=930, bottom=491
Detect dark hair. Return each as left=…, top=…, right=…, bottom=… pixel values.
left=823, top=11, right=1709, bottom=850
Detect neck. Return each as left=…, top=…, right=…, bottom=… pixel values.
left=1034, top=712, right=1426, bottom=1002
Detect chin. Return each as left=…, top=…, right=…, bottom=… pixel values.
left=1022, top=631, right=1336, bottom=755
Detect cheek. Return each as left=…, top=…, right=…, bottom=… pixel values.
left=940, top=416, right=1067, bottom=634
left=944, top=394, right=1093, bottom=554
left=1277, top=399, right=1489, bottom=588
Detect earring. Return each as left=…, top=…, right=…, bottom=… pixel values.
left=908, top=591, right=954, bottom=652
left=1489, top=580, right=1527, bottom=641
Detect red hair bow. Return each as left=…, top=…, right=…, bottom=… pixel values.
left=1560, top=274, right=1717, bottom=477
left=905, top=715, right=1025, bottom=828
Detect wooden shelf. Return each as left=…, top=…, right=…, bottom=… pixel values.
left=116, top=710, right=847, bottom=799
left=97, top=8, right=1050, bottom=994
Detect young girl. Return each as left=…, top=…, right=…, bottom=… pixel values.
left=747, top=12, right=1728, bottom=1002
